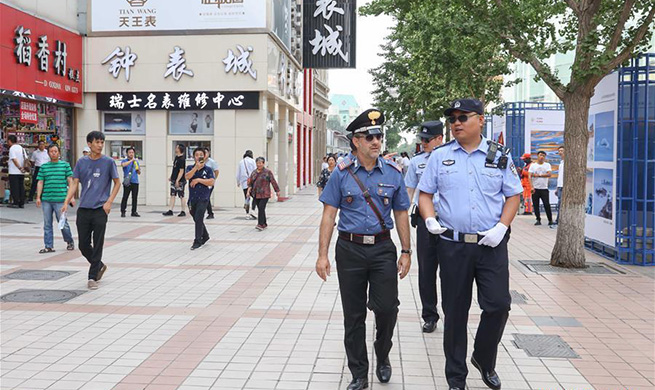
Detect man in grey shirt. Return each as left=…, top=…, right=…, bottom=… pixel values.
left=62, top=131, right=120, bottom=290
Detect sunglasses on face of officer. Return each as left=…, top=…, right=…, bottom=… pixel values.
left=420, top=136, right=439, bottom=144
left=447, top=112, right=479, bottom=124
left=355, top=133, right=384, bottom=142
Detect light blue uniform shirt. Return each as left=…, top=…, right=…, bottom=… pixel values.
left=320, top=156, right=411, bottom=235
left=405, top=151, right=438, bottom=209
left=417, top=137, right=522, bottom=234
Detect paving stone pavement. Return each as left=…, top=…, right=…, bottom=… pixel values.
left=1, top=187, right=653, bottom=390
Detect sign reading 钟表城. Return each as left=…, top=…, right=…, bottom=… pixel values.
left=19, top=100, right=38, bottom=124
left=303, top=0, right=356, bottom=68
left=96, top=91, right=260, bottom=111
left=0, top=4, right=83, bottom=105
left=90, top=0, right=266, bottom=32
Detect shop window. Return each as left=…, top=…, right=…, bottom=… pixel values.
left=169, top=111, right=213, bottom=134
left=108, top=140, right=143, bottom=161
left=102, top=112, right=146, bottom=134
left=172, top=141, right=211, bottom=160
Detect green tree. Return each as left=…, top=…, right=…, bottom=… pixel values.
left=366, top=0, right=655, bottom=268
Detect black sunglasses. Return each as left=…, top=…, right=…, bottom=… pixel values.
left=447, top=113, right=479, bottom=124
left=357, top=133, right=383, bottom=142
left=420, top=136, right=438, bottom=143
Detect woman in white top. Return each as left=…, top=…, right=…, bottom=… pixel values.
left=236, top=150, right=257, bottom=219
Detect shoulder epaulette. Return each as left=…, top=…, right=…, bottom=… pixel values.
left=434, top=140, right=455, bottom=151
left=413, top=151, right=425, bottom=156
left=384, top=158, right=403, bottom=173
left=338, top=157, right=354, bottom=171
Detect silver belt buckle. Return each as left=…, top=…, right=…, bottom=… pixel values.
left=464, top=234, right=477, bottom=244
left=363, top=235, right=375, bottom=245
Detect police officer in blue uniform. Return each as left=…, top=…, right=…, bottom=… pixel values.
left=316, top=109, right=411, bottom=390
left=417, top=99, right=522, bottom=390
left=405, top=121, right=444, bottom=333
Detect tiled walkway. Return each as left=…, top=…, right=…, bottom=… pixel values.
left=1, top=187, right=653, bottom=390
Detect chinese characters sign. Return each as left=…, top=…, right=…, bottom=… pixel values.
left=223, top=45, right=257, bottom=80
left=20, top=100, right=38, bottom=124
left=96, top=91, right=259, bottom=111
left=1, top=4, right=83, bottom=104
left=303, top=0, right=356, bottom=68
left=91, top=0, right=266, bottom=32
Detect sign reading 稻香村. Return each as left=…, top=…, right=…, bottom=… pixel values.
left=96, top=91, right=260, bottom=111
left=303, top=0, right=357, bottom=68
left=0, top=4, right=83, bottom=105
left=90, top=0, right=266, bottom=32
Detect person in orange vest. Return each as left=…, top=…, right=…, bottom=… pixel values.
left=519, top=153, right=533, bottom=214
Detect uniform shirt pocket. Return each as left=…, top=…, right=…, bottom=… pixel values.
left=480, top=170, right=503, bottom=194
left=377, top=184, right=396, bottom=208
left=438, top=168, right=458, bottom=191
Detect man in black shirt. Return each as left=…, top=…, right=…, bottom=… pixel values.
left=185, top=147, right=215, bottom=249
left=163, top=144, right=187, bottom=217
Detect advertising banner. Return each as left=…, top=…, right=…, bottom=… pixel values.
left=524, top=109, right=565, bottom=201
left=90, top=0, right=266, bottom=32
left=303, top=0, right=356, bottom=68
left=491, top=115, right=506, bottom=145
left=102, top=112, right=146, bottom=134
left=19, top=100, right=38, bottom=124
left=96, top=91, right=259, bottom=111
left=0, top=4, right=84, bottom=105
left=585, top=72, right=618, bottom=247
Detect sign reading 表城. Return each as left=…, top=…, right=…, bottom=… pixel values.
left=19, top=100, right=38, bottom=124
left=96, top=91, right=260, bottom=111
left=0, top=4, right=83, bottom=105
left=303, top=0, right=356, bottom=68
left=90, top=0, right=266, bottom=32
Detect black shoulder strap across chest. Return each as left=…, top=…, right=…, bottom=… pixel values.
left=345, top=167, right=388, bottom=231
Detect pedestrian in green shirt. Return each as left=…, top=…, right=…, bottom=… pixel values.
left=36, top=144, right=75, bottom=253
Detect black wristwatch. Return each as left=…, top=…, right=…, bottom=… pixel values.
left=401, top=249, right=412, bottom=255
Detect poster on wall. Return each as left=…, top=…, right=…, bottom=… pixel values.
left=584, top=72, right=618, bottom=247
left=169, top=111, right=214, bottom=134
left=91, top=0, right=266, bottom=32
left=103, top=112, right=145, bottom=134
left=491, top=115, right=506, bottom=144
left=523, top=109, right=565, bottom=200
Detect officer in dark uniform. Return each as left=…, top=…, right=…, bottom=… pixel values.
left=417, top=99, right=522, bottom=390
left=316, top=109, right=411, bottom=390
left=404, top=121, right=444, bottom=333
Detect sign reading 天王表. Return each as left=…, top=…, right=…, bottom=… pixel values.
left=90, top=0, right=266, bottom=32
left=303, top=0, right=356, bottom=68
left=96, top=91, right=260, bottom=111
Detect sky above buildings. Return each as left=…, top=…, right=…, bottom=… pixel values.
left=328, top=1, right=393, bottom=110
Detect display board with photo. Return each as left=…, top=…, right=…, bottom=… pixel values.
left=103, top=112, right=146, bottom=134
left=169, top=111, right=214, bottom=134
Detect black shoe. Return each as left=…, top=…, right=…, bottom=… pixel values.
left=471, top=356, right=501, bottom=390
left=449, top=387, right=465, bottom=390
left=162, top=210, right=173, bottom=216
left=178, top=211, right=186, bottom=217
left=207, top=214, right=214, bottom=219
left=18, top=205, right=24, bottom=208
left=201, top=236, right=210, bottom=245
left=346, top=377, right=368, bottom=390
left=522, top=211, right=532, bottom=215
left=376, top=358, right=392, bottom=383
left=7, top=204, right=19, bottom=208
left=422, top=320, right=437, bottom=333
left=548, top=221, right=555, bottom=226
left=131, top=212, right=140, bottom=217
left=534, top=220, right=542, bottom=226
left=121, top=212, right=126, bottom=218
left=190, top=241, right=202, bottom=250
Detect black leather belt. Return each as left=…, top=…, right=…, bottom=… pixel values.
left=339, top=230, right=391, bottom=245
left=441, top=229, right=484, bottom=244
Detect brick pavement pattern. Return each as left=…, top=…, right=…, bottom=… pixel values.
left=1, top=187, right=653, bottom=390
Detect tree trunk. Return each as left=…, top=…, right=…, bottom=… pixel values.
left=550, top=90, right=593, bottom=268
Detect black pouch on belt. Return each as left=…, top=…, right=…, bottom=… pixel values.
left=410, top=205, right=419, bottom=228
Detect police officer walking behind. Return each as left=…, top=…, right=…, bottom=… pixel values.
left=316, top=109, right=411, bottom=390
left=417, top=99, right=522, bottom=390
left=405, top=120, right=444, bottom=333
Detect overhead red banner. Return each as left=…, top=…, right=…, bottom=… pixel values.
left=0, top=4, right=83, bottom=105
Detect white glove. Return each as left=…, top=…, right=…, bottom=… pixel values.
left=425, top=217, right=447, bottom=235
left=477, top=222, right=508, bottom=248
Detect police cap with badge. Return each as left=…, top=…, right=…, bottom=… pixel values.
left=444, top=98, right=484, bottom=119
left=346, top=109, right=385, bottom=139
left=417, top=120, right=444, bottom=139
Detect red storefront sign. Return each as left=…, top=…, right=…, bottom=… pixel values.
left=0, top=4, right=83, bottom=105
left=19, top=99, right=38, bottom=124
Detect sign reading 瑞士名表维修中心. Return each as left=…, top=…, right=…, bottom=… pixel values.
left=303, top=0, right=356, bottom=69
left=90, top=0, right=266, bottom=32
left=96, top=91, right=260, bottom=111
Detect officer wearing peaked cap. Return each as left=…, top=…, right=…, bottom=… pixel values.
left=316, top=109, right=411, bottom=390
left=404, top=120, right=444, bottom=334
left=417, top=99, right=523, bottom=390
